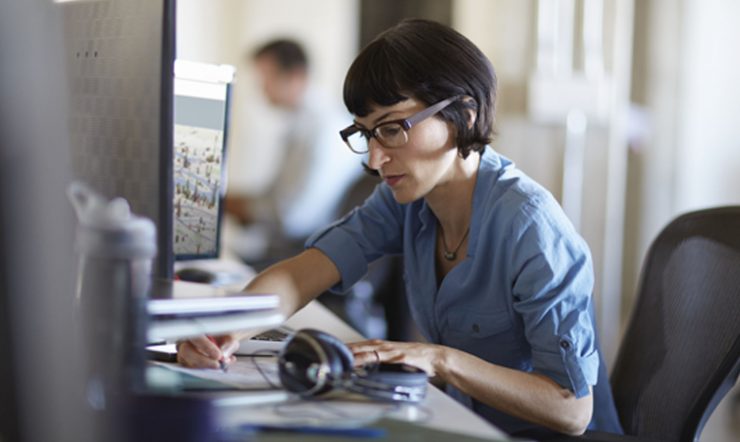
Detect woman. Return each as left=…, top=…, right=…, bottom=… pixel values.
left=178, top=19, right=621, bottom=437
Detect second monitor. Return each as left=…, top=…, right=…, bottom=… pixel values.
left=173, top=60, right=234, bottom=260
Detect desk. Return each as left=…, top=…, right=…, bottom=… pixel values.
left=211, top=300, right=508, bottom=441
left=179, top=251, right=508, bottom=440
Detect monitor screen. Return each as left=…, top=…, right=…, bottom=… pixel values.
left=173, top=60, right=234, bottom=259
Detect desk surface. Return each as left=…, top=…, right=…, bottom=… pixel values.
left=185, top=254, right=509, bottom=440
left=212, top=301, right=508, bottom=441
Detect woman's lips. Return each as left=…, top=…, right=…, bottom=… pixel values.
left=384, top=174, right=404, bottom=187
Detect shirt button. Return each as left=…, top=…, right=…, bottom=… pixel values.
left=472, top=323, right=480, bottom=333
left=560, top=340, right=571, bottom=350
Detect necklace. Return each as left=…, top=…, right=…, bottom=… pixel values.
left=440, top=225, right=470, bottom=261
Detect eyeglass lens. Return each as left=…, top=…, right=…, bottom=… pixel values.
left=346, top=123, right=408, bottom=153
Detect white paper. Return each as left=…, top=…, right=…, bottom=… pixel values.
left=152, top=356, right=281, bottom=390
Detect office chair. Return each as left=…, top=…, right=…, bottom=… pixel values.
left=564, top=207, right=740, bottom=442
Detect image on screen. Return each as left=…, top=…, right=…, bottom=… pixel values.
left=173, top=61, right=234, bottom=259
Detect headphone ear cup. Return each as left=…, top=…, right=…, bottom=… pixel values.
left=277, top=331, right=323, bottom=395
left=277, top=329, right=354, bottom=397
left=307, top=329, right=354, bottom=376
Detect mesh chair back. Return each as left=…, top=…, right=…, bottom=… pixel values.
left=610, top=207, right=740, bottom=441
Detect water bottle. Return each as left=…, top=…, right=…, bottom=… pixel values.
left=68, top=182, right=156, bottom=438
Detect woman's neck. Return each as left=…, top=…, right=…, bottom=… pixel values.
left=425, top=151, right=480, bottom=237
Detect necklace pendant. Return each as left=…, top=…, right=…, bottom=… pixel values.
left=440, top=224, right=470, bottom=262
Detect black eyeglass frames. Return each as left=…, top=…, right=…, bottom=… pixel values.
left=339, top=96, right=461, bottom=154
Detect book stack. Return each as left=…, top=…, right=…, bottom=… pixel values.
left=147, top=280, right=284, bottom=342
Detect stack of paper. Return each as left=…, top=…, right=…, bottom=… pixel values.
left=147, top=294, right=284, bottom=342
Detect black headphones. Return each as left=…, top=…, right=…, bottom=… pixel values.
left=277, top=329, right=428, bottom=403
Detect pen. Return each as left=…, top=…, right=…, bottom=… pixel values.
left=238, top=424, right=386, bottom=438
left=206, top=336, right=228, bottom=372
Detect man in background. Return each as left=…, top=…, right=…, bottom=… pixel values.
left=225, top=39, right=363, bottom=269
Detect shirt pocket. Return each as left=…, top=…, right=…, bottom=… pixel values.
left=444, top=309, right=524, bottom=368
left=446, top=309, right=512, bottom=339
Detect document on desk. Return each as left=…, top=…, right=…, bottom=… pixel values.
left=151, top=356, right=281, bottom=390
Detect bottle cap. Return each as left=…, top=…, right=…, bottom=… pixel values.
left=68, top=181, right=157, bottom=259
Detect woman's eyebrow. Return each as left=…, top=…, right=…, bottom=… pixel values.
left=352, top=113, right=393, bottom=130
left=354, top=108, right=407, bottom=129
left=372, top=111, right=397, bottom=125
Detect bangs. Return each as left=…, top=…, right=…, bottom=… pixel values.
left=343, top=40, right=409, bottom=117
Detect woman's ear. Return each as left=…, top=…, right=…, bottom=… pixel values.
left=462, top=96, right=477, bottom=129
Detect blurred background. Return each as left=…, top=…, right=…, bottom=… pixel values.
left=177, top=1, right=740, bottom=439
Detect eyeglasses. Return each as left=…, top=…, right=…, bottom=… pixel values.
left=339, top=96, right=461, bottom=154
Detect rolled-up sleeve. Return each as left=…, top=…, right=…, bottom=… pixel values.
left=509, top=197, right=599, bottom=398
left=305, top=185, right=404, bottom=293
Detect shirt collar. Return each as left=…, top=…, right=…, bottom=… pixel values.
left=467, top=147, right=504, bottom=257
left=417, top=198, right=434, bottom=232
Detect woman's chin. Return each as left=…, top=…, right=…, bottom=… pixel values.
left=390, top=187, right=423, bottom=205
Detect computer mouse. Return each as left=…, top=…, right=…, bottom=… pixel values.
left=175, top=267, right=216, bottom=284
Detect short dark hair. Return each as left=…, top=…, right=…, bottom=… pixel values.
left=343, top=19, right=497, bottom=159
left=253, top=39, right=308, bottom=72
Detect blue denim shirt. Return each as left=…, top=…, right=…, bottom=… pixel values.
left=306, top=147, right=620, bottom=434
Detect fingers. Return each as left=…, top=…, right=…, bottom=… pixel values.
left=177, top=334, right=238, bottom=369
left=352, top=350, right=380, bottom=366
left=347, top=340, right=403, bottom=366
left=190, top=335, right=222, bottom=359
left=349, top=340, right=429, bottom=370
left=346, top=339, right=384, bottom=354
left=177, top=340, right=221, bottom=369
left=217, top=335, right=240, bottom=360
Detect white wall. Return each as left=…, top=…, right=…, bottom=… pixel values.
left=176, top=0, right=360, bottom=194
left=176, top=0, right=242, bottom=65
left=675, top=0, right=740, bottom=213
left=453, top=0, right=532, bottom=82
left=631, top=0, right=740, bottom=310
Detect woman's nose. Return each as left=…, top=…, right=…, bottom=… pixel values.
left=366, top=139, right=390, bottom=170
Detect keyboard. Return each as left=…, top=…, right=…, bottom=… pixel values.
left=235, top=326, right=293, bottom=356
left=250, top=327, right=292, bottom=342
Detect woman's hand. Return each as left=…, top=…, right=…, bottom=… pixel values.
left=347, top=339, right=448, bottom=378
left=176, top=334, right=239, bottom=369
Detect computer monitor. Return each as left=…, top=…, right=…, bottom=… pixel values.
left=172, top=60, right=234, bottom=260
left=62, top=0, right=176, bottom=279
